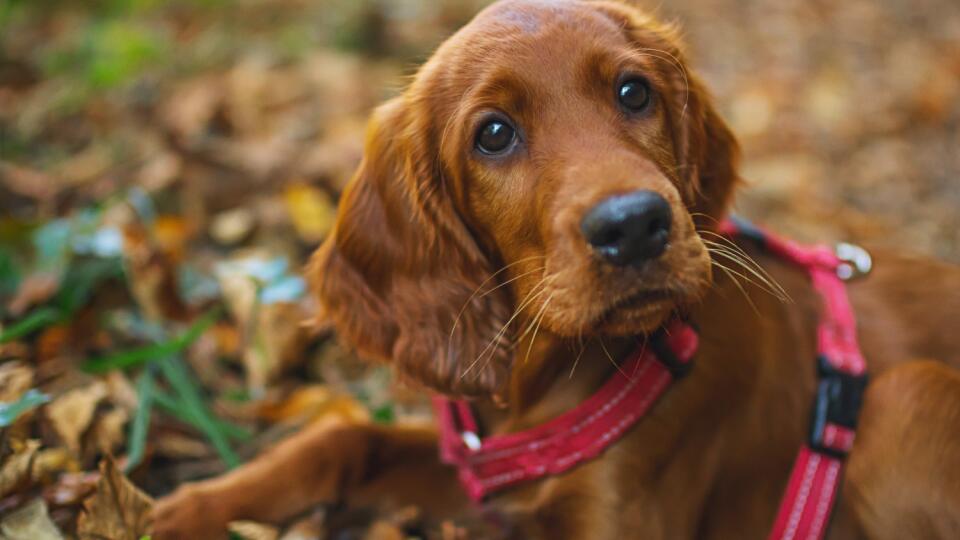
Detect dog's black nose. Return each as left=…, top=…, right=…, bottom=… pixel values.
left=581, top=190, right=672, bottom=266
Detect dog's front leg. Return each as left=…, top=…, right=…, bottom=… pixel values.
left=152, top=418, right=468, bottom=539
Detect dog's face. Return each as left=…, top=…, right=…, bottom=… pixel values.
left=310, top=0, right=739, bottom=397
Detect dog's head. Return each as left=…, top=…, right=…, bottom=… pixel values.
left=309, top=0, right=740, bottom=398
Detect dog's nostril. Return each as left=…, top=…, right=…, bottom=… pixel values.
left=595, top=226, right=623, bottom=247
left=648, top=217, right=667, bottom=236
left=581, top=190, right=673, bottom=267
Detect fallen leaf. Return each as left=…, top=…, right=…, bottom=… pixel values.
left=6, top=273, right=59, bottom=316
left=0, top=440, right=40, bottom=499
left=122, top=221, right=192, bottom=322
left=229, top=520, right=280, bottom=540
left=283, top=183, right=335, bottom=243
left=152, top=430, right=212, bottom=460
left=364, top=521, right=404, bottom=540
left=243, top=301, right=311, bottom=393
left=90, top=408, right=129, bottom=456
left=43, top=472, right=98, bottom=507
left=32, top=447, right=78, bottom=485
left=210, top=207, right=257, bottom=246
left=0, top=362, right=34, bottom=403
left=45, top=382, right=108, bottom=454
left=0, top=498, right=63, bottom=540
left=137, top=152, right=182, bottom=193
left=76, top=457, right=153, bottom=540
left=0, top=162, right=58, bottom=201
left=279, top=509, right=325, bottom=540
left=152, top=215, right=193, bottom=263
left=257, top=386, right=368, bottom=425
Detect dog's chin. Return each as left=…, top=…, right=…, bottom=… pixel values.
left=594, top=293, right=677, bottom=336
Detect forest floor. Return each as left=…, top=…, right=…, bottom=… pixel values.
left=0, top=0, right=958, bottom=538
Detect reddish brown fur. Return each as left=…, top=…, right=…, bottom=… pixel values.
left=153, top=1, right=960, bottom=538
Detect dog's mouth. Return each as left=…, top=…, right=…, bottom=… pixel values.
left=593, top=287, right=677, bottom=330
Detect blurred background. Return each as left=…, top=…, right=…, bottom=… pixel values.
left=0, top=0, right=958, bottom=537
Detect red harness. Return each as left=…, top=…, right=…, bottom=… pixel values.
left=434, top=218, right=870, bottom=540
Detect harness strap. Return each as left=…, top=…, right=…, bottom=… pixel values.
left=435, top=217, right=870, bottom=540
left=433, top=319, right=699, bottom=502
left=720, top=217, right=869, bottom=540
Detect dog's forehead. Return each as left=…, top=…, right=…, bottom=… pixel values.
left=473, top=0, right=589, bottom=33
left=443, top=0, right=632, bottom=81
left=470, top=0, right=617, bottom=37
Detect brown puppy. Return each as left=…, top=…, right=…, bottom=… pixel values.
left=153, top=1, right=960, bottom=538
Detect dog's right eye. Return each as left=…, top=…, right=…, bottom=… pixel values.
left=476, top=119, right=516, bottom=155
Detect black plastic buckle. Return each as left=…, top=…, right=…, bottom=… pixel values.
left=726, top=215, right=768, bottom=251
left=808, top=356, right=868, bottom=458
left=649, top=328, right=694, bottom=379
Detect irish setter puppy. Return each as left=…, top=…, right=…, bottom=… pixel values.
left=154, top=1, right=960, bottom=538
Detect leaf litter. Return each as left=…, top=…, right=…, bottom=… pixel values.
left=0, top=0, right=958, bottom=538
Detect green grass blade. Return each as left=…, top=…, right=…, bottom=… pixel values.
left=153, top=389, right=252, bottom=441
left=83, top=308, right=221, bottom=373
left=125, top=367, right=156, bottom=472
left=158, top=355, right=240, bottom=468
left=0, top=307, right=63, bottom=344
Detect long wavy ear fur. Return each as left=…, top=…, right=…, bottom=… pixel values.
left=307, top=98, right=513, bottom=398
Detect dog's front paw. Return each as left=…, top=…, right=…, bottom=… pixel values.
left=152, top=485, right=232, bottom=540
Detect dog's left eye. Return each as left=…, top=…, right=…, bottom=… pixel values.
left=476, top=119, right=516, bottom=155
left=618, top=78, right=652, bottom=112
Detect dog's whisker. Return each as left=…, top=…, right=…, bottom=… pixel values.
left=521, top=293, right=554, bottom=365
left=599, top=338, right=632, bottom=381
left=711, top=259, right=762, bottom=317
left=631, top=334, right=649, bottom=378
left=707, top=251, right=787, bottom=304
left=697, top=229, right=789, bottom=299
left=449, top=255, right=544, bottom=345
left=704, top=244, right=791, bottom=303
left=477, top=266, right=545, bottom=300
left=461, top=274, right=557, bottom=379
left=569, top=339, right=588, bottom=380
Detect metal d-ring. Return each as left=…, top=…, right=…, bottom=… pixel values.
left=835, top=242, right=873, bottom=281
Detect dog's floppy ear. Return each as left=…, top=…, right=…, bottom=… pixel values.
left=307, top=98, right=513, bottom=398
left=672, top=75, right=741, bottom=226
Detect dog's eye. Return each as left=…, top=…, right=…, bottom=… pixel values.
left=476, top=119, right=516, bottom=155
left=618, top=78, right=652, bottom=112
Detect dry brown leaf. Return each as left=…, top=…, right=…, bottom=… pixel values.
left=256, top=386, right=367, bottom=425
left=243, top=301, right=311, bottom=392
left=0, top=498, right=63, bottom=540
left=76, top=457, right=153, bottom=540
left=53, top=144, right=111, bottom=187
left=283, top=183, right=335, bottom=243
left=0, top=161, right=58, bottom=200
left=45, top=382, right=107, bottom=454
left=0, top=362, right=34, bottom=403
left=43, top=472, right=98, bottom=507
left=32, top=447, right=77, bottom=485
left=210, top=207, right=257, bottom=246
left=229, top=520, right=280, bottom=540
left=6, top=273, right=59, bottom=317
left=159, top=74, right=225, bottom=141
left=364, top=521, right=404, bottom=540
left=90, top=408, right=129, bottom=456
left=279, top=510, right=325, bottom=540
left=153, top=215, right=194, bottom=263
left=103, top=372, right=139, bottom=413
left=122, top=221, right=192, bottom=322
left=0, top=440, right=40, bottom=499
left=137, top=152, right=182, bottom=192
left=153, top=430, right=212, bottom=460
